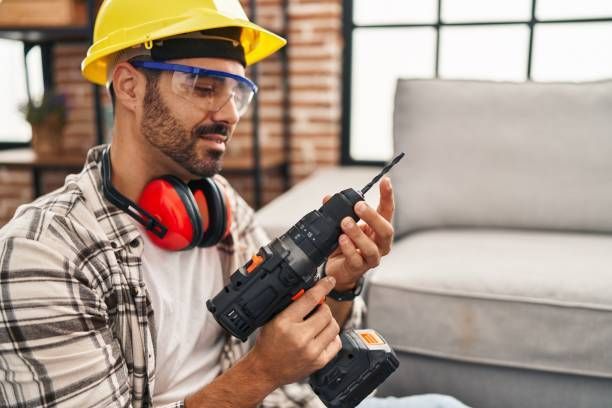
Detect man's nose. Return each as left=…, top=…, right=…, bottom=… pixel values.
left=210, top=95, right=240, bottom=125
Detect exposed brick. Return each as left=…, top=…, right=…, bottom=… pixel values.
left=66, top=108, right=95, bottom=123
left=288, top=2, right=342, bottom=18
left=289, top=18, right=342, bottom=34
left=0, top=167, right=32, bottom=185
left=0, top=198, right=28, bottom=223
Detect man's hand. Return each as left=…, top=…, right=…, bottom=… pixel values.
left=248, top=276, right=342, bottom=387
left=324, top=176, right=395, bottom=292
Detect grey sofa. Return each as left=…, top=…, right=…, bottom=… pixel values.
left=256, top=79, right=612, bottom=407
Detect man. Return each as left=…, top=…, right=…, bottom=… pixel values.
left=0, top=1, right=466, bottom=407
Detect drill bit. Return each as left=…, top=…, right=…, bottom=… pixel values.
left=360, top=152, right=405, bottom=195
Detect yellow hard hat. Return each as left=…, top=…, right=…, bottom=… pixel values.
left=82, top=0, right=286, bottom=85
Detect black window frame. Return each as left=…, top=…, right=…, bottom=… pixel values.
left=341, top=0, right=612, bottom=165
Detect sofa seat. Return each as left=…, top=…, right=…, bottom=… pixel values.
left=368, top=229, right=612, bottom=407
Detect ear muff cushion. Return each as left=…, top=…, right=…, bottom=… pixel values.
left=139, top=176, right=203, bottom=251
left=192, top=189, right=210, bottom=233
left=189, top=178, right=227, bottom=247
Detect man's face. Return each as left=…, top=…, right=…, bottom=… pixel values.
left=140, top=57, right=245, bottom=178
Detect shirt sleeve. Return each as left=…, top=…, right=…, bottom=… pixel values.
left=0, top=236, right=132, bottom=407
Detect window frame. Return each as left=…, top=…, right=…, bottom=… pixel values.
left=341, top=0, right=612, bottom=165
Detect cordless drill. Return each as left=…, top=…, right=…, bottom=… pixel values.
left=206, top=153, right=404, bottom=407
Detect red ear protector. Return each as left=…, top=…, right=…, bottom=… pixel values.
left=101, top=146, right=232, bottom=251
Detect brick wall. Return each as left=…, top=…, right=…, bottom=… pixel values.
left=0, top=0, right=343, bottom=225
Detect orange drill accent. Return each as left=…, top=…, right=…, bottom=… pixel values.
left=291, top=289, right=325, bottom=305
left=359, top=331, right=385, bottom=346
left=291, top=288, right=305, bottom=301
left=246, top=254, right=264, bottom=273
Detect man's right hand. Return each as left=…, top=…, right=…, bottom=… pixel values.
left=185, top=276, right=342, bottom=408
left=248, top=275, right=342, bottom=387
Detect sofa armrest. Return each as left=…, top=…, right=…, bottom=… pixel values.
left=256, top=166, right=382, bottom=238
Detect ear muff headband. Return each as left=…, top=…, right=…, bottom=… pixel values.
left=101, top=146, right=168, bottom=238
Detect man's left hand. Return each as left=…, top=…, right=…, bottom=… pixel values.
left=323, top=176, right=395, bottom=292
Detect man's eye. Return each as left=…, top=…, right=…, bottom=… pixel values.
left=194, top=86, right=215, bottom=96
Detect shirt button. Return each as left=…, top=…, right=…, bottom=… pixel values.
left=110, top=241, right=118, bottom=249
left=131, top=287, right=140, bottom=297
left=130, top=239, right=140, bottom=248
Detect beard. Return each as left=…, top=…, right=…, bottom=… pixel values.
left=140, top=78, right=231, bottom=178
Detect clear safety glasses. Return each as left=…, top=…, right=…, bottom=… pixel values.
left=130, top=60, right=258, bottom=117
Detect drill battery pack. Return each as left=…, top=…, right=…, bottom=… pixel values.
left=310, top=329, right=400, bottom=408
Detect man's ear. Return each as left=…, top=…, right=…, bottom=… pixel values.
left=112, top=62, right=145, bottom=113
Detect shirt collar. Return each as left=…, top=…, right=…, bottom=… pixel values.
left=80, top=145, right=143, bottom=251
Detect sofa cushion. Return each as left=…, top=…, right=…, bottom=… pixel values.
left=392, top=79, right=612, bottom=237
left=367, top=229, right=612, bottom=378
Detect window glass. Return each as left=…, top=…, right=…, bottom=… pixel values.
left=0, top=40, right=31, bottom=143
left=354, top=0, right=437, bottom=25
left=532, top=23, right=612, bottom=81
left=536, top=0, right=612, bottom=20
left=350, top=28, right=436, bottom=161
left=439, top=25, right=530, bottom=81
left=442, top=0, right=531, bottom=22
left=26, top=46, right=45, bottom=104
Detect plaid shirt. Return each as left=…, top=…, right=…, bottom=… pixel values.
left=0, top=146, right=364, bottom=407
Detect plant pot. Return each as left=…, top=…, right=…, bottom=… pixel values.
left=31, top=115, right=64, bottom=157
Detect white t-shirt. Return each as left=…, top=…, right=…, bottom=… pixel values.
left=138, top=229, right=225, bottom=406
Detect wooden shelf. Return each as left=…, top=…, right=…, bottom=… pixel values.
left=0, top=26, right=90, bottom=42
left=0, top=147, right=85, bottom=169
left=0, top=147, right=86, bottom=197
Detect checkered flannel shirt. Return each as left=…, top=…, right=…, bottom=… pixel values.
left=0, top=145, right=364, bottom=407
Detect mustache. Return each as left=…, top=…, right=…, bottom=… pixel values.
left=193, top=123, right=231, bottom=142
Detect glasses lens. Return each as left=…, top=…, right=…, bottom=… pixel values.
left=170, top=71, right=255, bottom=116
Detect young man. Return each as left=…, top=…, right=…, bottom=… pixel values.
left=0, top=1, right=466, bottom=407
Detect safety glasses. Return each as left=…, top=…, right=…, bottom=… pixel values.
left=130, top=60, right=258, bottom=117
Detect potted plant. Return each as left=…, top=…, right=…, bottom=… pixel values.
left=20, top=91, right=67, bottom=156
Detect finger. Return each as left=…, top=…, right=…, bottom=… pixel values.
left=300, top=303, right=334, bottom=338
left=341, top=217, right=381, bottom=268
left=284, top=276, right=336, bottom=320
left=313, top=316, right=340, bottom=346
left=377, top=177, right=395, bottom=223
left=355, top=201, right=394, bottom=256
left=316, top=335, right=342, bottom=369
left=338, top=233, right=365, bottom=271
left=322, top=194, right=331, bottom=205
left=360, top=223, right=374, bottom=239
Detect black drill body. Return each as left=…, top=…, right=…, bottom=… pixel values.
left=206, top=188, right=363, bottom=341
left=206, top=153, right=404, bottom=407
